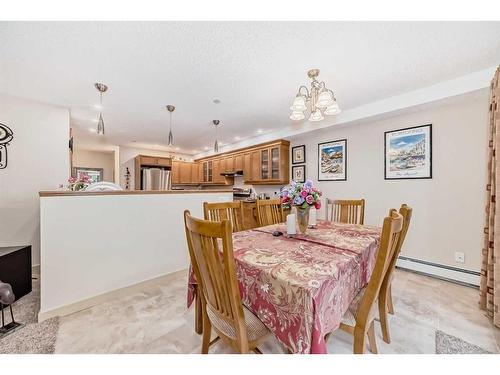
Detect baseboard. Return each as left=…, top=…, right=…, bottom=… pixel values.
left=396, top=256, right=480, bottom=287
left=38, top=269, right=188, bottom=322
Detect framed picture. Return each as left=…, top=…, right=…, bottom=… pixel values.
left=292, top=145, right=306, bottom=164
left=73, top=167, right=103, bottom=183
left=292, top=165, right=306, bottom=183
left=384, top=124, right=432, bottom=180
left=318, top=139, right=347, bottom=181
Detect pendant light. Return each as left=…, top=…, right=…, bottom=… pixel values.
left=94, top=83, right=108, bottom=135
left=166, top=105, right=175, bottom=146
left=213, top=120, right=220, bottom=152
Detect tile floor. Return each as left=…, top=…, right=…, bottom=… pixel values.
left=54, top=269, right=500, bottom=354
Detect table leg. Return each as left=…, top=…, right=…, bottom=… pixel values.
left=194, top=286, right=203, bottom=335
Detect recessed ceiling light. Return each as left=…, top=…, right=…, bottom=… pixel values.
left=204, top=146, right=210, bottom=150
left=175, top=147, right=180, bottom=151
left=93, top=104, right=103, bottom=110
left=234, top=136, right=241, bottom=141
left=213, top=99, right=221, bottom=104
left=88, top=128, right=97, bottom=133
left=256, top=129, right=263, bottom=133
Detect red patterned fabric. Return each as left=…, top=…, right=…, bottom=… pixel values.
left=187, top=220, right=381, bottom=354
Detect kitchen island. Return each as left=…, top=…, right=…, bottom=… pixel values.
left=38, top=189, right=232, bottom=321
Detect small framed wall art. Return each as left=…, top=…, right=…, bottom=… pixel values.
left=292, top=165, right=306, bottom=183
left=384, top=124, right=432, bottom=180
left=292, top=145, right=306, bottom=164
left=318, top=139, right=347, bottom=181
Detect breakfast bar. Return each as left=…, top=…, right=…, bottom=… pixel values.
left=38, top=189, right=232, bottom=321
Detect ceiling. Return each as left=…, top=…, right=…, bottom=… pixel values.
left=1, top=21, right=499, bottom=155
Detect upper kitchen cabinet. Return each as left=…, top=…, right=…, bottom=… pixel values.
left=195, top=139, right=289, bottom=186
left=171, top=160, right=200, bottom=185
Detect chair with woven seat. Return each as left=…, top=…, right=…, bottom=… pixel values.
left=378, top=204, right=413, bottom=344
left=255, top=199, right=284, bottom=227
left=325, top=199, right=365, bottom=225
left=184, top=210, right=270, bottom=354
left=326, top=209, right=403, bottom=354
left=203, top=201, right=244, bottom=233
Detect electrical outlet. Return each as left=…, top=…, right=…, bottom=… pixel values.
left=454, top=251, right=465, bottom=263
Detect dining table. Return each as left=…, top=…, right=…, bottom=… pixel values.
left=187, top=219, right=381, bottom=354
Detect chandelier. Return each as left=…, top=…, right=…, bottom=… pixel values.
left=290, top=69, right=341, bottom=122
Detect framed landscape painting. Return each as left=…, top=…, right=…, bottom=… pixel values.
left=292, top=145, right=306, bottom=164
left=292, top=165, right=306, bottom=183
left=318, top=139, right=347, bottom=181
left=384, top=124, right=432, bottom=180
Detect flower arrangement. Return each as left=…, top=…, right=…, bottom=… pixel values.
left=67, top=174, right=93, bottom=191
left=280, top=179, right=322, bottom=210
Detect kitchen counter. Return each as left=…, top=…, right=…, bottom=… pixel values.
left=39, top=189, right=231, bottom=197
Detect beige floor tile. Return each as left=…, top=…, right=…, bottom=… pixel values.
left=54, top=269, right=500, bottom=354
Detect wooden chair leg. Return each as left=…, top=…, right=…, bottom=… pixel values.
left=387, top=284, right=394, bottom=315
left=366, top=321, right=378, bottom=354
left=194, top=287, right=203, bottom=335
left=252, top=347, right=263, bottom=354
left=378, top=292, right=391, bottom=344
left=353, top=326, right=366, bottom=354
left=201, top=307, right=212, bottom=354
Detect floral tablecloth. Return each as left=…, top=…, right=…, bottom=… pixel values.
left=187, top=220, right=381, bottom=354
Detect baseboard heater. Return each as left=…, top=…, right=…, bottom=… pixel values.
left=396, top=256, right=480, bottom=288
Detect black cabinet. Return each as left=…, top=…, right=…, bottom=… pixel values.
left=0, top=245, right=32, bottom=301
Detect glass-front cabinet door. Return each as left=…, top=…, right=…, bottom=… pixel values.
left=260, top=149, right=269, bottom=180
left=271, top=147, right=280, bottom=180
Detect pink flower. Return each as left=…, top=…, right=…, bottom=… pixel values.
left=314, top=201, right=321, bottom=209
left=300, top=190, right=308, bottom=197
left=306, top=195, right=314, bottom=204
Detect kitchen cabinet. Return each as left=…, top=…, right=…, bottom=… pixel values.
left=179, top=162, right=191, bottom=184
left=195, top=139, right=290, bottom=186
left=171, top=161, right=200, bottom=185
left=171, top=161, right=180, bottom=184
left=191, top=163, right=199, bottom=184
left=234, top=154, right=244, bottom=171
left=249, top=151, right=260, bottom=183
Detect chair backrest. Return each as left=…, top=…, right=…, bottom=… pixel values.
left=256, top=199, right=284, bottom=227
left=355, top=209, right=403, bottom=327
left=183, top=210, right=249, bottom=347
left=325, top=198, right=365, bottom=225
left=381, top=204, right=413, bottom=292
left=203, top=201, right=244, bottom=232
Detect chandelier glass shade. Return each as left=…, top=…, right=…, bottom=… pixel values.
left=289, top=69, right=341, bottom=121
left=213, top=120, right=220, bottom=152
left=95, top=83, right=108, bottom=135
left=166, top=105, right=175, bottom=146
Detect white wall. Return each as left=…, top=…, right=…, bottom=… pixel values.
left=73, top=149, right=115, bottom=182
left=39, top=191, right=232, bottom=319
left=289, top=90, right=489, bottom=272
left=0, top=94, right=69, bottom=265
left=119, top=146, right=193, bottom=190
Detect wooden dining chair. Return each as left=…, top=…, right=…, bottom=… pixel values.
left=378, top=204, right=413, bottom=344
left=255, top=199, right=284, bottom=227
left=325, top=199, right=365, bottom=225
left=183, top=210, right=270, bottom=354
left=326, top=209, right=403, bottom=354
left=203, top=201, right=244, bottom=233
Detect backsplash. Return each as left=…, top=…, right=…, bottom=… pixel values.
left=233, top=176, right=284, bottom=199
